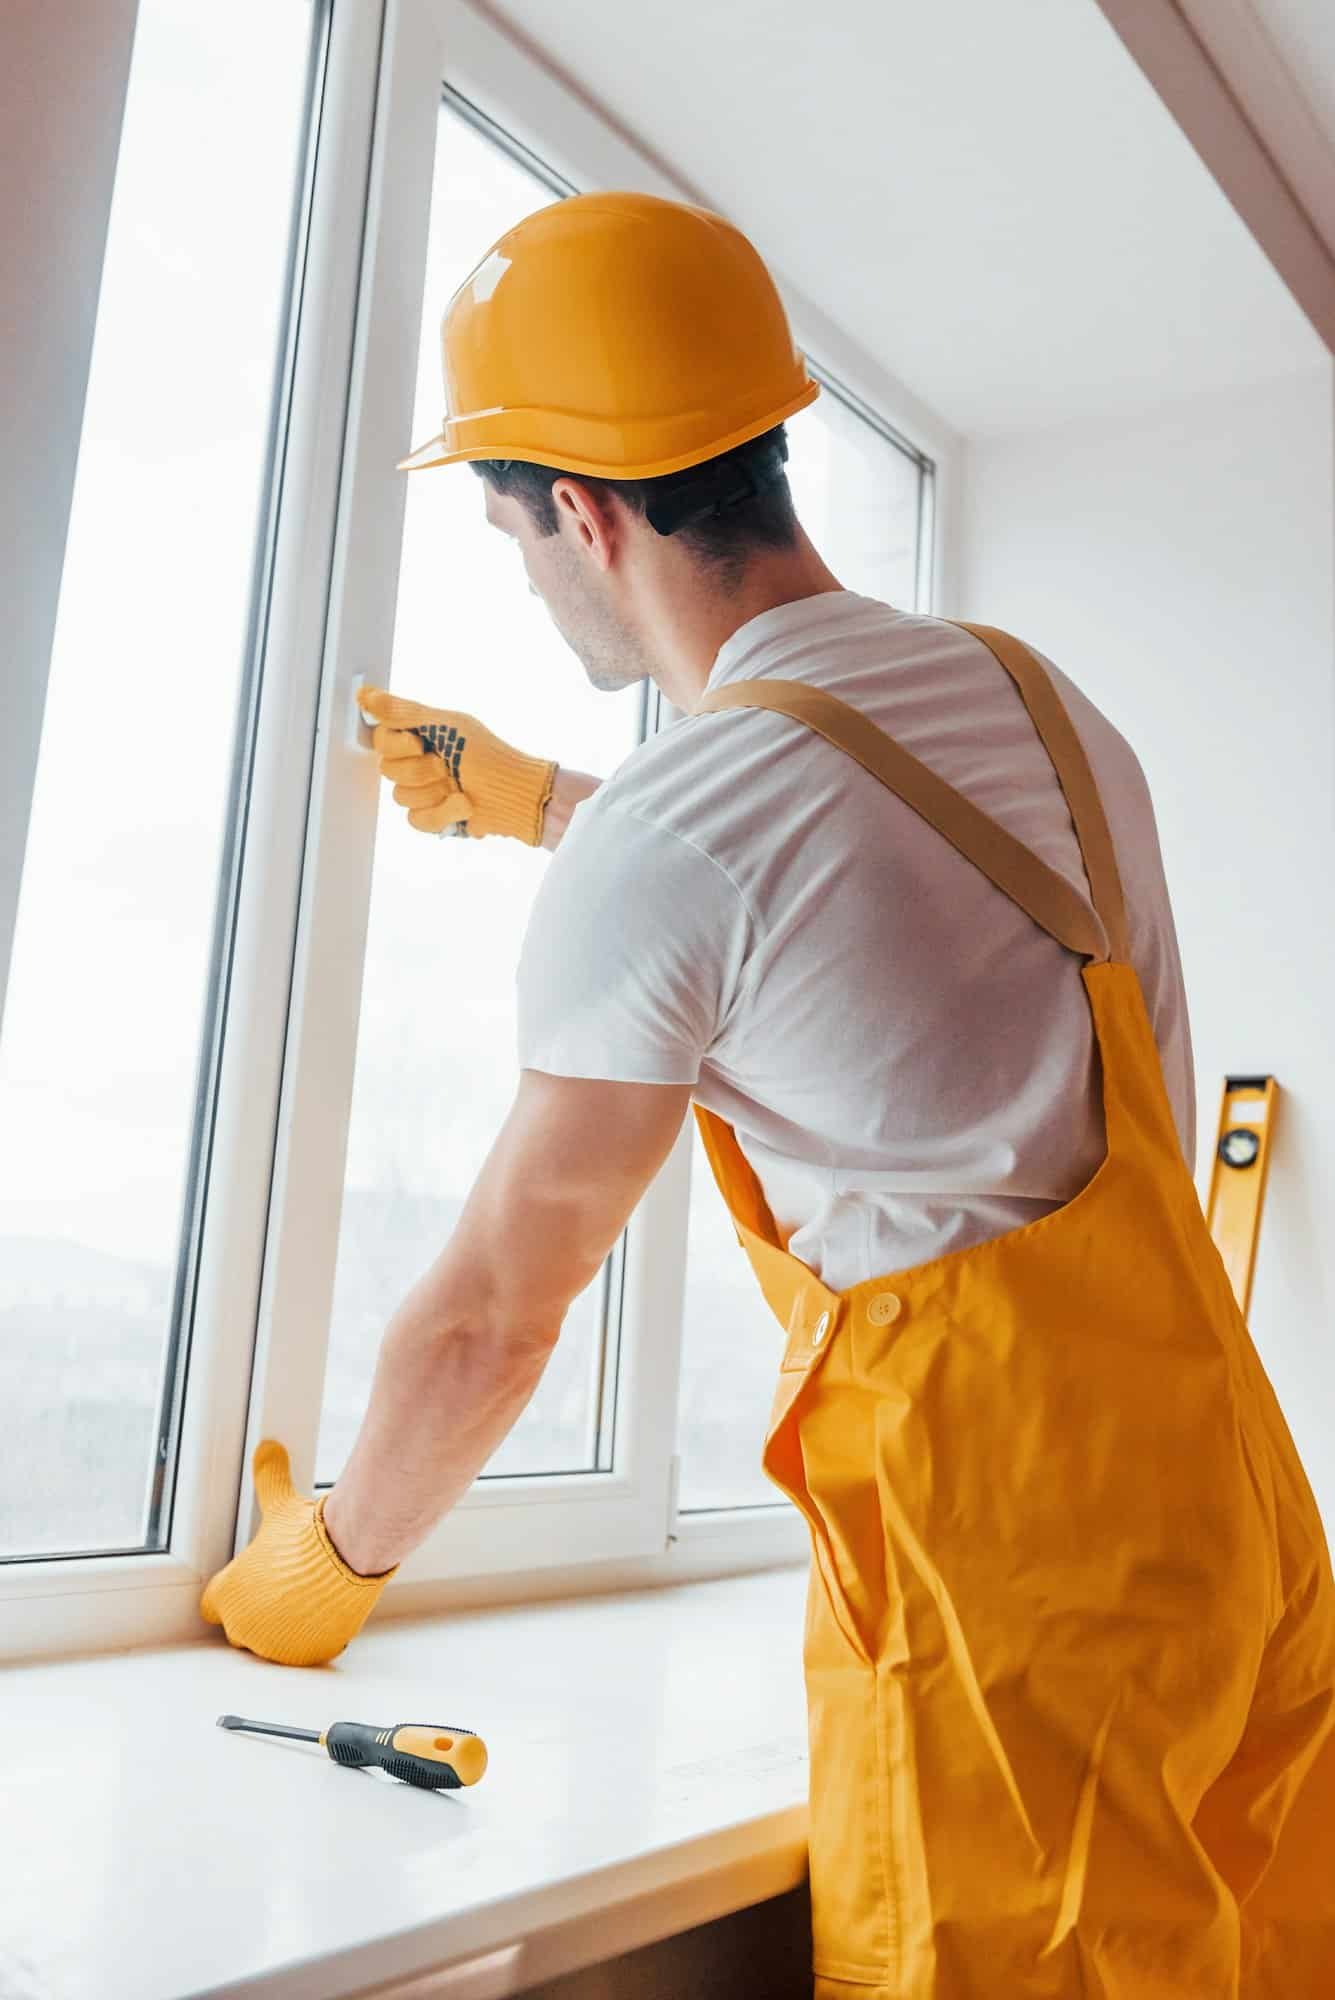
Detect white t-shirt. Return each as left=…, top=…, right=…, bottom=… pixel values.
left=516, top=592, right=1196, bottom=1292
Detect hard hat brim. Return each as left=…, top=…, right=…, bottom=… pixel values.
left=395, top=433, right=454, bottom=473
left=395, top=377, right=820, bottom=480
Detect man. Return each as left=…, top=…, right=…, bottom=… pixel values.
left=202, top=192, right=1335, bottom=1993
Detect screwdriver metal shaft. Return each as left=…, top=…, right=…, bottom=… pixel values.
left=219, top=1714, right=320, bottom=1742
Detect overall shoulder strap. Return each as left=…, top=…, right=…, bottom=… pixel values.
left=693, top=624, right=1128, bottom=964
left=952, top=622, right=1129, bottom=963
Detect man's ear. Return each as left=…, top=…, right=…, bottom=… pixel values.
left=551, top=477, right=618, bottom=572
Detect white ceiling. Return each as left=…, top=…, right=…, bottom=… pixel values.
left=478, top=0, right=1327, bottom=438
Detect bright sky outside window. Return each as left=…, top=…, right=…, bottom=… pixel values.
left=0, top=1, right=315, bottom=1560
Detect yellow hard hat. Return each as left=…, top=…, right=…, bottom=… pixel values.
left=397, top=190, right=819, bottom=481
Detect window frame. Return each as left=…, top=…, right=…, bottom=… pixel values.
left=0, top=0, right=956, bottom=1661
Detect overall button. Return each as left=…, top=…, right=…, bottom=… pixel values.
left=866, top=1292, right=902, bottom=1326
left=811, top=1310, right=831, bottom=1347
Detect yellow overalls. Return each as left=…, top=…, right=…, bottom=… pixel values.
left=692, top=623, right=1335, bottom=1997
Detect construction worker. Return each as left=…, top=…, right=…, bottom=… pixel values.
left=201, top=191, right=1335, bottom=1993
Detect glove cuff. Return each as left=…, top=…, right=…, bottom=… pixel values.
left=484, top=746, right=558, bottom=845
left=312, top=1493, right=399, bottom=1587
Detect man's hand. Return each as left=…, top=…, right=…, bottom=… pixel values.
left=359, top=686, right=558, bottom=846
left=199, top=1440, right=396, bottom=1667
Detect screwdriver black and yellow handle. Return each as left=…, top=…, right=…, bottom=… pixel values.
left=322, top=1720, right=488, bottom=1790
left=218, top=1713, right=488, bottom=1790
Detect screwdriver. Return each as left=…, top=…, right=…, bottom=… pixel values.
left=218, top=1713, right=488, bottom=1790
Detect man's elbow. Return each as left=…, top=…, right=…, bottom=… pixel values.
left=394, top=1227, right=578, bottom=1360
left=407, top=1069, right=690, bottom=1354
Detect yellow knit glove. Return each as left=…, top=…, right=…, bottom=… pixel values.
left=200, top=1440, right=397, bottom=1667
left=359, top=686, right=557, bottom=846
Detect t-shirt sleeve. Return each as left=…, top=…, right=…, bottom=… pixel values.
left=515, top=796, right=755, bottom=1085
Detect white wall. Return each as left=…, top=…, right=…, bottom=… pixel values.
left=957, top=363, right=1335, bottom=1524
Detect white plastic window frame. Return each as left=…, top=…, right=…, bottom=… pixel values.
left=0, top=0, right=958, bottom=1663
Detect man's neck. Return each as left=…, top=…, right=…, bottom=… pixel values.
left=648, top=530, right=846, bottom=714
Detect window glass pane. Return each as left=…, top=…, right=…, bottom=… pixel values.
left=314, top=105, right=642, bottom=1487
left=0, top=1, right=314, bottom=1560
left=676, top=395, right=928, bottom=1513
left=787, top=381, right=925, bottom=605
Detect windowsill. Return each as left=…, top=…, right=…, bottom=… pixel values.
left=2, top=1566, right=812, bottom=1999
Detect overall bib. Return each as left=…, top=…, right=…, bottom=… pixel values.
left=692, top=623, right=1335, bottom=1997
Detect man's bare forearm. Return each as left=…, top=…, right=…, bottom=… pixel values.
left=540, top=766, right=602, bottom=851
left=320, top=1297, right=556, bottom=1576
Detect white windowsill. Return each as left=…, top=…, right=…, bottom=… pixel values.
left=2, top=1566, right=812, bottom=2000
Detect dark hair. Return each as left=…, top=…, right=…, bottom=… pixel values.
left=471, top=424, right=798, bottom=588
